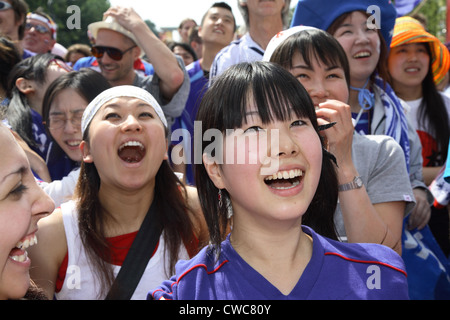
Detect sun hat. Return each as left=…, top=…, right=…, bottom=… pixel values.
left=390, top=16, right=450, bottom=85
left=81, top=86, right=167, bottom=135
left=88, top=16, right=144, bottom=57
left=290, top=0, right=397, bottom=48
left=262, top=26, right=318, bottom=61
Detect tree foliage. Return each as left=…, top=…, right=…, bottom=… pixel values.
left=26, top=0, right=111, bottom=48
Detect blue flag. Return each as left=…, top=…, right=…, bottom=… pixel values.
left=394, top=0, right=424, bottom=16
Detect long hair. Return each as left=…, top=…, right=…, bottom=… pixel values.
left=195, top=61, right=339, bottom=255
left=75, top=119, right=198, bottom=298
left=6, top=53, right=60, bottom=148
left=417, top=44, right=450, bottom=165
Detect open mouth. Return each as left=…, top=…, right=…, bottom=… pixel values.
left=118, top=140, right=146, bottom=163
left=264, top=169, right=303, bottom=190
left=353, top=51, right=371, bottom=59
left=9, top=234, right=37, bottom=263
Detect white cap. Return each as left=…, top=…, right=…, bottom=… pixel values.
left=262, top=26, right=318, bottom=62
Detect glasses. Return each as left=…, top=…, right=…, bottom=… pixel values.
left=91, top=45, right=137, bottom=61
left=25, top=22, right=50, bottom=34
left=50, top=58, right=72, bottom=72
left=0, top=1, right=11, bottom=11
left=45, top=113, right=83, bottom=130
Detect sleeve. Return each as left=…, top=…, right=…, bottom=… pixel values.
left=40, top=168, right=79, bottom=207
left=148, top=276, right=178, bottom=300
left=365, top=136, right=416, bottom=214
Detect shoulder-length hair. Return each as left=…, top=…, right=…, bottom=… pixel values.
left=75, top=108, right=198, bottom=298
left=269, top=28, right=350, bottom=87
left=195, top=61, right=339, bottom=254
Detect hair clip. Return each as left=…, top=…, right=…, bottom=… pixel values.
left=318, top=122, right=337, bottom=131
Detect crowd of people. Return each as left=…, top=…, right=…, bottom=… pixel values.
left=1, top=0, right=449, bottom=300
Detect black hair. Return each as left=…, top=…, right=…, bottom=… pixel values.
left=201, top=2, right=236, bottom=32
left=168, top=41, right=198, bottom=62
left=269, top=28, right=350, bottom=87
left=195, top=61, right=339, bottom=255
left=41, top=68, right=111, bottom=172
left=417, top=43, right=450, bottom=165
left=5, top=53, right=61, bottom=149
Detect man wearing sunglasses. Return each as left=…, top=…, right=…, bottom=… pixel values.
left=23, top=9, right=57, bottom=54
left=0, top=0, right=34, bottom=59
left=87, top=6, right=189, bottom=130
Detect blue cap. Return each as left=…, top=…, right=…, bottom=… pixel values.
left=290, top=0, right=397, bottom=47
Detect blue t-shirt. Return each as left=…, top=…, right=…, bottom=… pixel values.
left=149, top=226, right=409, bottom=300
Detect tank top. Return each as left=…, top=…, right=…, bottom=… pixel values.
left=55, top=200, right=189, bottom=300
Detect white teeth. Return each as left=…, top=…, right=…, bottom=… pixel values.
left=10, top=251, right=28, bottom=262
left=354, top=52, right=370, bottom=58
left=405, top=68, right=419, bottom=72
left=265, top=169, right=303, bottom=181
left=67, top=141, right=81, bottom=146
left=119, top=141, right=144, bottom=151
left=15, top=234, right=38, bottom=250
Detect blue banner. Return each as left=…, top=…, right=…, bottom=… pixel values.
left=394, top=0, right=424, bottom=16
left=402, top=217, right=450, bottom=299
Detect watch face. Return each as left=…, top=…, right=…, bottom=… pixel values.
left=355, top=177, right=363, bottom=187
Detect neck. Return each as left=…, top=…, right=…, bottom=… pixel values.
left=248, top=17, right=283, bottom=50
left=99, top=184, right=155, bottom=236
left=109, top=70, right=136, bottom=87
left=200, top=43, right=226, bottom=72
left=391, top=82, right=423, bottom=101
left=230, top=215, right=312, bottom=294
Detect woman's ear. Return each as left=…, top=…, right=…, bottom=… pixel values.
left=80, top=141, right=93, bottom=163
left=203, top=153, right=225, bottom=189
left=15, top=77, right=35, bottom=95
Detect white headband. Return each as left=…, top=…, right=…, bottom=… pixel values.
left=81, top=85, right=167, bottom=135
left=262, top=26, right=319, bottom=62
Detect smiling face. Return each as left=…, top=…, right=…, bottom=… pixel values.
left=81, top=97, right=168, bottom=191
left=0, top=124, right=54, bottom=300
left=289, top=51, right=349, bottom=106
left=199, top=6, right=235, bottom=48
left=95, top=29, right=138, bottom=86
left=205, top=96, right=322, bottom=228
left=388, top=42, right=430, bottom=98
left=48, top=88, right=87, bottom=162
left=332, top=11, right=380, bottom=85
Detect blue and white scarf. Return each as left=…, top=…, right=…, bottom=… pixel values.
left=373, top=76, right=411, bottom=172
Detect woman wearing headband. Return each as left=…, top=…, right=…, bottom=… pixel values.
left=29, top=86, right=207, bottom=299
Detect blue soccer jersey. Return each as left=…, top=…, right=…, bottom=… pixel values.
left=149, top=226, right=409, bottom=300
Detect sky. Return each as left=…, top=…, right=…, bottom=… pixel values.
left=108, top=0, right=299, bottom=30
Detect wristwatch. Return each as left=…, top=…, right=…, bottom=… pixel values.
left=338, top=176, right=363, bottom=191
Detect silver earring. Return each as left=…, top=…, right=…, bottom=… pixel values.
left=218, top=189, right=223, bottom=208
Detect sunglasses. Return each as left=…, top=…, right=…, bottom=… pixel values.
left=25, top=23, right=50, bottom=34
left=91, top=45, right=137, bottom=61
left=0, top=1, right=11, bottom=11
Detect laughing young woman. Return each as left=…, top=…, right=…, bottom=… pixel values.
left=291, top=0, right=431, bottom=231
left=29, top=86, right=207, bottom=300
left=150, top=62, right=409, bottom=300
left=0, top=120, right=54, bottom=300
